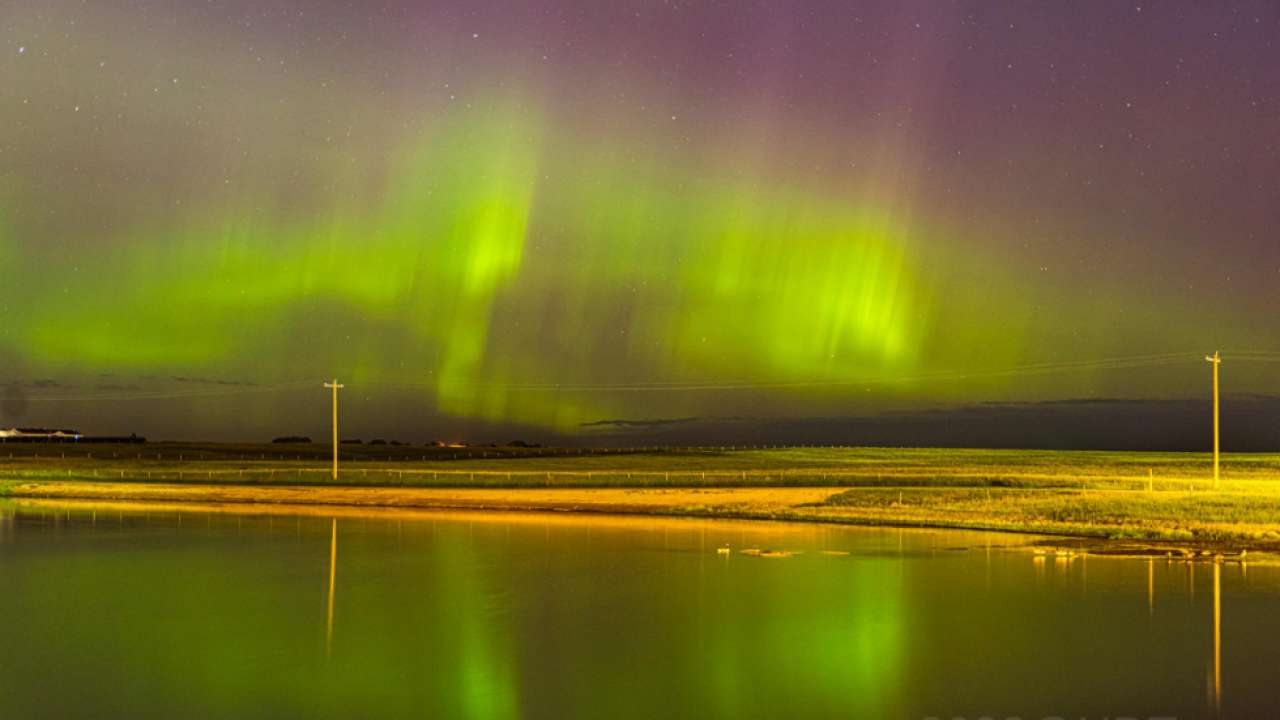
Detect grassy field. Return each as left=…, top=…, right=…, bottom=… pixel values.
left=4, top=443, right=1280, bottom=550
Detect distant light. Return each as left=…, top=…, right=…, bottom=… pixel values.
left=18, top=46, right=25, bottom=54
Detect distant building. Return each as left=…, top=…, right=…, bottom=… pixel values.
left=0, top=427, right=83, bottom=441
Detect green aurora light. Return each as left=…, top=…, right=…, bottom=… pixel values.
left=3, top=0, right=1277, bottom=439
left=4, top=98, right=947, bottom=429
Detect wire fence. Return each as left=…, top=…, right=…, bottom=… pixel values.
left=0, top=445, right=859, bottom=463
left=0, top=465, right=1239, bottom=492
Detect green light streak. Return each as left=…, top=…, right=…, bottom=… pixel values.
left=701, top=559, right=904, bottom=716
left=2, top=96, right=940, bottom=429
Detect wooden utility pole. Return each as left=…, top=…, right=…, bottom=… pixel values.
left=1205, top=352, right=1221, bottom=490
left=324, top=379, right=344, bottom=480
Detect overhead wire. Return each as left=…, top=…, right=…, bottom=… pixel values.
left=9, top=350, right=1274, bottom=402
left=17, top=380, right=318, bottom=403
left=361, top=352, right=1207, bottom=392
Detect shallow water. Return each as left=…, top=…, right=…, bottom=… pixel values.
left=0, top=500, right=1269, bottom=719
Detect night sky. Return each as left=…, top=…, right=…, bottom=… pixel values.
left=2, top=1, right=1278, bottom=446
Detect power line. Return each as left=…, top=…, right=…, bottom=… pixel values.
left=1222, top=350, right=1280, bottom=363
left=8, top=349, right=1274, bottom=401
left=362, top=352, right=1206, bottom=392
left=16, top=380, right=317, bottom=403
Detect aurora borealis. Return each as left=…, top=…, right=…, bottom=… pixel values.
left=2, top=1, right=1279, bottom=442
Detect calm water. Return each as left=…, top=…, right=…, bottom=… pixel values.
left=0, top=501, right=1272, bottom=719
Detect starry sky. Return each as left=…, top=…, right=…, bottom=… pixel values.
left=1, top=1, right=1278, bottom=445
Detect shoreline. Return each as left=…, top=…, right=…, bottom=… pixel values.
left=2, top=478, right=1273, bottom=559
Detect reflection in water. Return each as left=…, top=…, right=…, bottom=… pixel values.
left=5, top=499, right=1280, bottom=718
left=435, top=527, right=519, bottom=720
left=1152, top=556, right=1162, bottom=609
left=1213, top=562, right=1222, bottom=715
left=326, top=517, right=337, bottom=658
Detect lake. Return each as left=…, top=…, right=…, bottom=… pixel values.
left=0, top=500, right=1269, bottom=719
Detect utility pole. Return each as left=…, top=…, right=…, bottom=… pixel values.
left=1204, top=352, right=1221, bottom=490
left=324, top=379, right=344, bottom=480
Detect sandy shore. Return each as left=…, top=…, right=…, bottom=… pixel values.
left=1, top=479, right=839, bottom=516
left=3, top=479, right=1274, bottom=558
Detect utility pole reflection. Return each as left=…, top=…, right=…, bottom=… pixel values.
left=326, top=518, right=337, bottom=657
left=1212, top=561, right=1221, bottom=715
left=1152, top=556, right=1162, bottom=609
